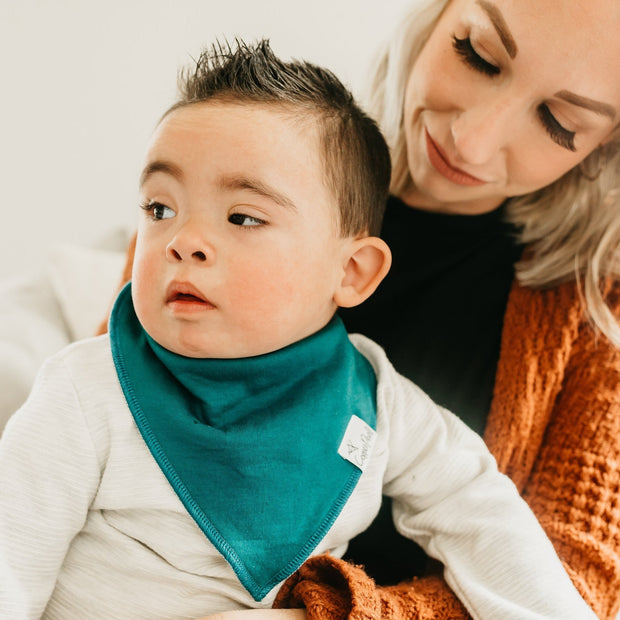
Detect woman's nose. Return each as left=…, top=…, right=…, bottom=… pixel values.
left=165, top=222, right=215, bottom=265
left=450, top=99, right=516, bottom=166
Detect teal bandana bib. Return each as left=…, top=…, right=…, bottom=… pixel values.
left=109, top=284, right=377, bottom=600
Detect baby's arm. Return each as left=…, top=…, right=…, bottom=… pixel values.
left=380, top=360, right=596, bottom=620
left=0, top=354, right=100, bottom=619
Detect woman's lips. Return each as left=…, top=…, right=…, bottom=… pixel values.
left=424, top=129, right=487, bottom=187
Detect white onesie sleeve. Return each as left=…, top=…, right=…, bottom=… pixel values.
left=0, top=353, right=101, bottom=619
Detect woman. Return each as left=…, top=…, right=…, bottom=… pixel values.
left=272, top=0, right=620, bottom=618
left=115, top=0, right=620, bottom=617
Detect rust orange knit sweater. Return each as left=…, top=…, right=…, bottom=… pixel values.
left=274, top=280, right=620, bottom=620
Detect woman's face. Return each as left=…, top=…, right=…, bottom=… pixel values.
left=402, top=0, right=620, bottom=214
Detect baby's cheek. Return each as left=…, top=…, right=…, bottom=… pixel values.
left=228, top=264, right=299, bottom=328
left=230, top=269, right=293, bottom=307
left=131, top=255, right=160, bottom=320
left=131, top=236, right=152, bottom=283
left=131, top=264, right=151, bottom=303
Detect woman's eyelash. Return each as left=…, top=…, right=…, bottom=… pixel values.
left=537, top=105, right=576, bottom=152
left=452, top=35, right=500, bottom=77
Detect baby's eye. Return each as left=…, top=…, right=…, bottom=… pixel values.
left=228, top=213, right=266, bottom=227
left=140, top=201, right=175, bottom=221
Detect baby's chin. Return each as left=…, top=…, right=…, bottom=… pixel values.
left=154, top=333, right=289, bottom=360
left=145, top=312, right=334, bottom=359
left=156, top=330, right=319, bottom=360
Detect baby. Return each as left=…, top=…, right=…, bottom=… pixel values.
left=0, top=40, right=595, bottom=620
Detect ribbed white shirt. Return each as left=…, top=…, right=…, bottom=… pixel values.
left=0, top=334, right=596, bottom=619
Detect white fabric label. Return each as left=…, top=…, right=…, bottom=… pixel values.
left=338, top=415, right=376, bottom=472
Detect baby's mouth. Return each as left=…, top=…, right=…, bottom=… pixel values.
left=169, top=292, right=205, bottom=303
left=165, top=282, right=215, bottom=309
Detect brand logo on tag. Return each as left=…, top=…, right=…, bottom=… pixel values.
left=338, top=415, right=376, bottom=472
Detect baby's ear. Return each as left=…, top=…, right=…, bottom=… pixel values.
left=334, top=236, right=392, bottom=308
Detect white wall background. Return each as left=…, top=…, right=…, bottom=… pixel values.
left=0, top=0, right=414, bottom=281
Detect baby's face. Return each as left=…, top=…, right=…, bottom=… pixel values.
left=132, top=101, right=352, bottom=358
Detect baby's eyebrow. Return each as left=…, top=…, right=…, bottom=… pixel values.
left=219, top=174, right=298, bottom=212
left=140, top=160, right=184, bottom=187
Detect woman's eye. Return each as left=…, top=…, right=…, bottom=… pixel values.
left=228, top=213, right=266, bottom=227
left=537, top=105, right=576, bottom=152
left=140, top=201, right=175, bottom=221
left=452, top=35, right=500, bottom=77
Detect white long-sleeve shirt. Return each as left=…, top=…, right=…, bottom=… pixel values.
left=0, top=334, right=596, bottom=620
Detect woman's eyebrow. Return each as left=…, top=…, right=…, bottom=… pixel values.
left=555, top=90, right=616, bottom=120
left=476, top=0, right=517, bottom=59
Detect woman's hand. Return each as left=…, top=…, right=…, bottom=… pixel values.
left=197, top=609, right=307, bottom=620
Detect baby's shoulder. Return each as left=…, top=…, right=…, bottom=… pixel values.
left=348, top=332, right=390, bottom=370
left=50, top=333, right=112, bottom=369
left=38, top=334, right=118, bottom=401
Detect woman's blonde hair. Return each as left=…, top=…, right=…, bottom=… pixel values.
left=365, top=0, right=620, bottom=346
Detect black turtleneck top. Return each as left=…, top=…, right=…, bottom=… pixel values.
left=339, top=194, right=523, bottom=584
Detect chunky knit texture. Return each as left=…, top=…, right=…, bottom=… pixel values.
left=274, top=280, right=620, bottom=620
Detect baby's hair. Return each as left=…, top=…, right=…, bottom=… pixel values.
left=166, top=39, right=391, bottom=237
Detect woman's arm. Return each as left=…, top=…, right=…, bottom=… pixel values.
left=518, top=293, right=620, bottom=619
left=198, top=610, right=306, bottom=620
left=487, top=281, right=620, bottom=619
left=274, top=553, right=469, bottom=619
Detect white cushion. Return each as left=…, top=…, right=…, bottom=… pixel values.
left=0, top=234, right=128, bottom=432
